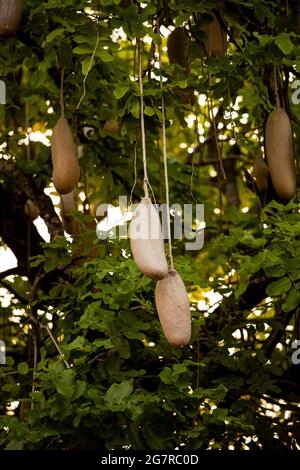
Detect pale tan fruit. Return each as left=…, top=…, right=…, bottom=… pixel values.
left=155, top=269, right=191, bottom=348
left=60, top=189, right=80, bottom=235
left=167, top=27, right=189, bottom=72
left=253, top=150, right=269, bottom=193
left=51, top=116, right=80, bottom=194
left=203, top=13, right=228, bottom=56
left=0, top=0, right=23, bottom=37
left=129, top=197, right=168, bottom=280
left=265, top=106, right=296, bottom=200
left=24, top=199, right=39, bottom=220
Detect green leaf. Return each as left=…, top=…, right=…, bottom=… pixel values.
left=266, top=276, right=292, bottom=296
left=282, top=286, right=300, bottom=312
left=175, top=14, right=190, bottom=27
left=73, top=45, right=92, bottom=55
left=30, top=255, right=45, bottom=268
left=275, top=33, right=294, bottom=55
left=45, top=28, right=65, bottom=43
left=18, top=362, right=29, bottom=375
left=63, top=336, right=85, bottom=351
left=53, top=369, right=76, bottom=398
left=212, top=408, right=228, bottom=422
left=6, top=440, right=24, bottom=450
left=264, top=265, right=286, bottom=278
left=193, top=384, right=228, bottom=401
left=81, top=57, right=94, bottom=76
left=234, top=278, right=249, bottom=300
left=98, top=50, right=113, bottom=62
left=113, top=85, right=129, bottom=100
left=177, top=79, right=188, bottom=89
left=130, top=100, right=140, bottom=119
left=144, top=106, right=155, bottom=116
left=106, top=380, right=133, bottom=404
left=291, top=269, right=300, bottom=281
left=159, top=367, right=174, bottom=384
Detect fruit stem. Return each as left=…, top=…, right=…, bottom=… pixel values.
left=138, top=39, right=149, bottom=199
left=157, top=21, right=174, bottom=270
left=60, top=67, right=65, bottom=117
left=274, top=64, right=280, bottom=107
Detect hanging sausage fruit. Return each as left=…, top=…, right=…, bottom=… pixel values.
left=0, top=0, right=23, bottom=38
left=51, top=69, right=80, bottom=195
left=130, top=197, right=168, bottom=280
left=155, top=269, right=191, bottom=348
left=265, top=106, right=296, bottom=201
left=167, top=27, right=195, bottom=105
left=202, top=12, right=228, bottom=57
left=264, top=66, right=296, bottom=201
left=253, top=149, right=269, bottom=194
left=60, top=189, right=80, bottom=235
left=129, top=40, right=168, bottom=281
left=155, top=30, right=192, bottom=348
left=167, top=27, right=190, bottom=72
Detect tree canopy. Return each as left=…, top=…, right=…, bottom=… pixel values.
left=1, top=0, right=300, bottom=450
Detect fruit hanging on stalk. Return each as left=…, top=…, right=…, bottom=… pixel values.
left=129, top=197, right=168, bottom=280
left=60, top=189, right=80, bottom=235
left=202, top=12, right=228, bottom=56
left=0, top=0, right=23, bottom=37
left=51, top=116, right=80, bottom=195
left=167, top=27, right=190, bottom=72
left=155, top=269, right=191, bottom=348
left=253, top=150, right=269, bottom=194
left=167, top=27, right=195, bottom=105
left=265, top=106, right=296, bottom=200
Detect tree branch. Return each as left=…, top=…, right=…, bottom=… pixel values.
left=0, top=160, right=63, bottom=239
left=0, top=267, right=21, bottom=280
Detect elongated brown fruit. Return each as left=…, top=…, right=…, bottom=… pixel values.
left=253, top=150, right=269, bottom=193
left=167, top=27, right=189, bottom=72
left=203, top=13, right=227, bottom=56
left=129, top=197, right=168, bottom=280
left=0, top=0, right=23, bottom=37
left=155, top=269, right=191, bottom=348
left=51, top=116, right=80, bottom=194
left=60, top=189, right=80, bottom=235
left=265, top=106, right=296, bottom=200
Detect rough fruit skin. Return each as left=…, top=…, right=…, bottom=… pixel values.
left=253, top=151, right=269, bottom=193
left=203, top=14, right=228, bottom=56
left=167, top=27, right=189, bottom=71
left=155, top=269, right=191, bottom=348
left=265, top=106, right=296, bottom=200
left=0, top=0, right=23, bottom=37
left=51, top=116, right=80, bottom=195
left=129, top=197, right=168, bottom=280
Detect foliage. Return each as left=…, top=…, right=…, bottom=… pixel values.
left=1, top=0, right=300, bottom=450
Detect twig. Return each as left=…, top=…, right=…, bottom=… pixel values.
left=76, top=28, right=99, bottom=110
left=42, top=324, right=70, bottom=369
left=129, top=140, right=138, bottom=208
left=0, top=267, right=21, bottom=280
left=60, top=67, right=65, bottom=117
left=138, top=39, right=149, bottom=198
